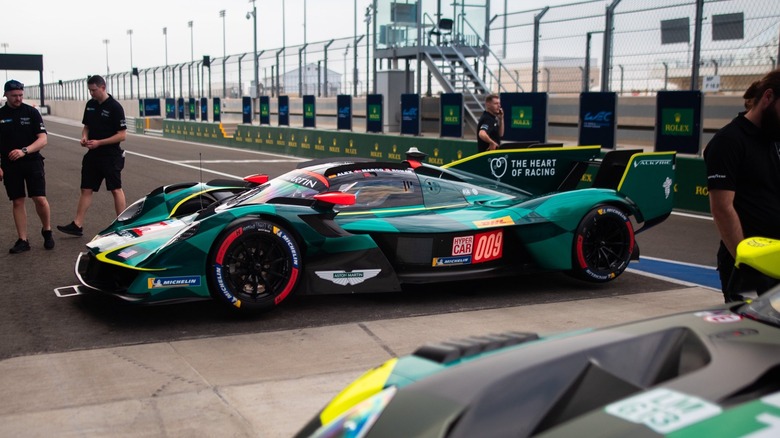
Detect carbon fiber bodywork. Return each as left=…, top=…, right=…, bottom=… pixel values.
left=297, top=289, right=780, bottom=437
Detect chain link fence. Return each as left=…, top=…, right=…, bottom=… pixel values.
left=33, top=0, right=779, bottom=101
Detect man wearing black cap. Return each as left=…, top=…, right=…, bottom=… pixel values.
left=0, top=79, right=54, bottom=253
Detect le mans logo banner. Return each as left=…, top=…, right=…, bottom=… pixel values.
left=511, top=106, right=532, bottom=129
left=443, top=105, right=460, bottom=125
left=662, top=108, right=693, bottom=136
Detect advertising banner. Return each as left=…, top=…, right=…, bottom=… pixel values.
left=578, top=92, right=617, bottom=149
left=303, top=95, right=316, bottom=128
left=278, top=95, right=289, bottom=126
left=337, top=95, right=352, bottom=131
left=440, top=93, right=463, bottom=138
left=366, top=94, right=383, bottom=133
left=188, top=98, right=196, bottom=121
left=242, top=96, right=252, bottom=124
left=143, top=99, right=161, bottom=117
left=177, top=98, right=184, bottom=120
left=655, top=91, right=702, bottom=154
left=400, top=93, right=420, bottom=136
left=259, top=96, right=270, bottom=125
left=212, top=97, right=221, bottom=123
left=165, top=98, right=176, bottom=119
left=138, top=99, right=144, bottom=117
left=501, top=92, right=548, bottom=143
left=200, top=97, right=208, bottom=122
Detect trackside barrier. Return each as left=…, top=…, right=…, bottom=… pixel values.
left=159, top=120, right=712, bottom=215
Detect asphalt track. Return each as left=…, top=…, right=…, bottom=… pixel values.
left=0, top=116, right=731, bottom=437
left=0, top=116, right=723, bottom=361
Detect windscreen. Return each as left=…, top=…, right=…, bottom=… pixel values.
left=739, top=284, right=780, bottom=328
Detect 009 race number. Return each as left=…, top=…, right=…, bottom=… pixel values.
left=473, top=229, right=503, bottom=263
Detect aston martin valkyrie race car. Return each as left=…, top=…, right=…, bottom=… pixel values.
left=73, top=146, right=675, bottom=313
left=295, top=282, right=780, bottom=437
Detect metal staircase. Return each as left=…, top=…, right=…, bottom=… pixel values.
left=422, top=15, right=524, bottom=133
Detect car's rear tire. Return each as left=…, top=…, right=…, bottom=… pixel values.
left=570, top=205, right=634, bottom=283
left=208, top=219, right=302, bottom=313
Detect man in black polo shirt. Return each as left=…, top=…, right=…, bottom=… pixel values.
left=704, top=68, right=780, bottom=300
left=0, top=80, right=54, bottom=253
left=58, top=75, right=127, bottom=237
left=476, top=94, right=504, bottom=152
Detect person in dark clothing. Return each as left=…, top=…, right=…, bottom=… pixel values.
left=704, top=68, right=780, bottom=301
left=0, top=80, right=54, bottom=253
left=58, top=75, right=127, bottom=237
left=476, top=94, right=504, bottom=152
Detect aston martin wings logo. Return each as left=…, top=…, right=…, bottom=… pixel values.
left=316, top=269, right=381, bottom=286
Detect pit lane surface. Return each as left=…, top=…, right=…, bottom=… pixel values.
left=0, top=118, right=720, bottom=360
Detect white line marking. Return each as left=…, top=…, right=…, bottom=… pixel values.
left=671, top=211, right=712, bottom=220
left=54, top=286, right=83, bottom=298
left=177, top=159, right=300, bottom=164
left=639, top=255, right=716, bottom=270
left=46, top=131, right=301, bottom=179
left=626, top=268, right=721, bottom=291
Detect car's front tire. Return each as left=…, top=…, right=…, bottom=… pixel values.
left=208, top=219, right=302, bottom=313
left=570, top=205, right=634, bottom=282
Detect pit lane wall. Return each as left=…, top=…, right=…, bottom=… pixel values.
left=159, top=119, right=710, bottom=215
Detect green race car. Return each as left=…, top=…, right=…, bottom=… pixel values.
left=296, top=237, right=780, bottom=437
left=73, top=146, right=675, bottom=314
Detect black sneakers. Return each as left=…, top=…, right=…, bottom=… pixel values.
left=42, top=229, right=55, bottom=250
left=57, top=221, right=83, bottom=237
left=9, top=239, right=30, bottom=254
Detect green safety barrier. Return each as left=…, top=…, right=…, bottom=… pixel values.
left=160, top=120, right=712, bottom=215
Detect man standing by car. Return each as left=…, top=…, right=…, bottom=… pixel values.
left=476, top=94, right=504, bottom=152
left=0, top=80, right=54, bottom=253
left=58, top=75, right=127, bottom=237
left=704, top=68, right=780, bottom=300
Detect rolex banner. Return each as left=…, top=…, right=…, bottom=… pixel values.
left=366, top=94, right=383, bottom=133
left=337, top=94, right=352, bottom=131
left=655, top=91, right=702, bottom=154
left=212, top=97, right=221, bottom=123
left=259, top=96, right=270, bottom=125
left=501, top=92, right=548, bottom=143
left=440, top=93, right=463, bottom=138
left=188, top=98, right=196, bottom=121
left=242, top=96, right=252, bottom=124
left=579, top=92, right=616, bottom=149
left=400, top=93, right=420, bottom=136
left=278, top=95, right=290, bottom=126
left=303, top=95, right=316, bottom=128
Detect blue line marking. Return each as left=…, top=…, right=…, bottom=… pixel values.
left=629, top=257, right=721, bottom=290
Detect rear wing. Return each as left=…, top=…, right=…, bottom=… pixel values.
left=603, top=150, right=676, bottom=225
left=443, top=146, right=602, bottom=195
left=444, top=146, right=675, bottom=225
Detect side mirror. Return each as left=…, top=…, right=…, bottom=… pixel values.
left=313, top=191, right=356, bottom=206
left=243, top=174, right=269, bottom=185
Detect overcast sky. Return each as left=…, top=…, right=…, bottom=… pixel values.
left=1, top=0, right=569, bottom=86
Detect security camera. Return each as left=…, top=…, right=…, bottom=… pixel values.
left=246, top=11, right=252, bottom=19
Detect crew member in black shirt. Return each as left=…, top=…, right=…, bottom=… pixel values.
left=476, top=94, right=504, bottom=152
left=0, top=80, right=54, bottom=253
left=704, top=68, right=780, bottom=300
left=58, top=75, right=127, bottom=237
